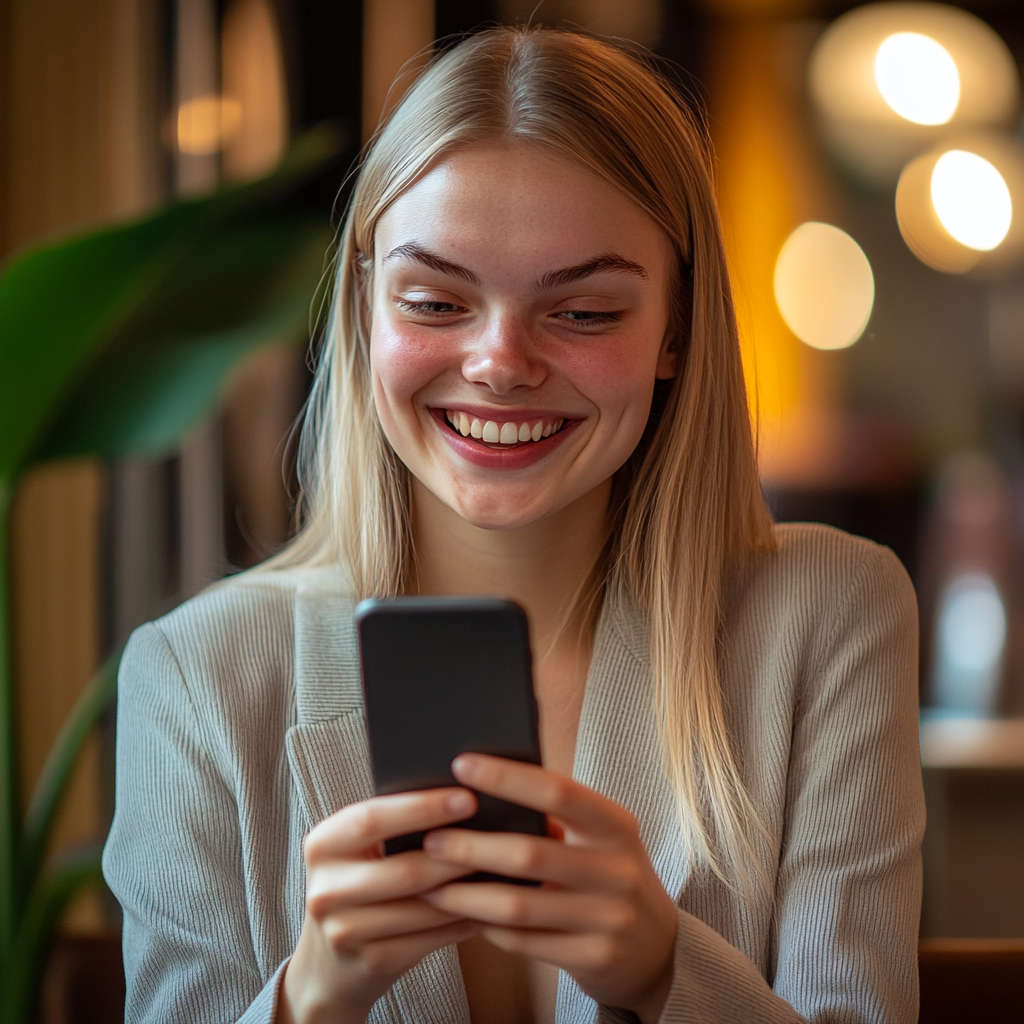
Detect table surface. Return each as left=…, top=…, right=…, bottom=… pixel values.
left=920, top=717, right=1024, bottom=768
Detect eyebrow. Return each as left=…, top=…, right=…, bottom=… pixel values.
left=382, top=242, right=648, bottom=290
left=536, top=253, right=648, bottom=290
left=382, top=243, right=481, bottom=285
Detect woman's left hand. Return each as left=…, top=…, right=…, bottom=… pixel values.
left=420, top=753, right=678, bottom=1024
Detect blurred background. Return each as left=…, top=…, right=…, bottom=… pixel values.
left=1, top=1, right=1023, bottom=1020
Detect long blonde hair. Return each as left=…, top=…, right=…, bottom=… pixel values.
left=271, top=27, right=777, bottom=889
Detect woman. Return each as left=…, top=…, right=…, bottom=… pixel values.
left=103, top=26, right=924, bottom=1024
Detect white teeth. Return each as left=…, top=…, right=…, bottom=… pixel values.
left=446, top=411, right=567, bottom=444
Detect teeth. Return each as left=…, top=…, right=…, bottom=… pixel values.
left=446, top=411, right=566, bottom=444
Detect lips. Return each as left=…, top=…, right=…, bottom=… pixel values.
left=429, top=407, right=577, bottom=469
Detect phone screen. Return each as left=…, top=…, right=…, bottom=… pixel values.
left=356, top=597, right=546, bottom=879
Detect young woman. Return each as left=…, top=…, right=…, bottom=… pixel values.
left=103, top=26, right=925, bottom=1024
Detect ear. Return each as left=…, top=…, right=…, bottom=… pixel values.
left=655, top=331, right=679, bottom=380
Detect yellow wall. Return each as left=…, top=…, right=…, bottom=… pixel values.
left=708, top=15, right=843, bottom=484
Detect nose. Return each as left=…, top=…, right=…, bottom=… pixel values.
left=460, top=313, right=547, bottom=395
left=460, top=311, right=548, bottom=391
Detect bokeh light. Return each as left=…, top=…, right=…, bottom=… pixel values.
left=934, top=571, right=1006, bottom=715
left=810, top=3, right=1019, bottom=186
left=773, top=222, right=875, bottom=351
left=896, top=135, right=1024, bottom=274
left=177, top=95, right=242, bottom=155
left=875, top=32, right=959, bottom=125
left=930, top=150, right=1012, bottom=251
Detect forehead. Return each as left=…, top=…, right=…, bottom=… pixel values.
left=373, top=143, right=672, bottom=271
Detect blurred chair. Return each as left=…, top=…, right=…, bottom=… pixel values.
left=919, top=939, right=1024, bottom=1024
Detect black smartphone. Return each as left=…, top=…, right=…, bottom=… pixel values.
left=355, top=596, right=546, bottom=882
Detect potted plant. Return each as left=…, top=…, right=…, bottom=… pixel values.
left=0, top=129, right=338, bottom=1024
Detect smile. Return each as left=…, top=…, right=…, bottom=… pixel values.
left=444, top=409, right=567, bottom=447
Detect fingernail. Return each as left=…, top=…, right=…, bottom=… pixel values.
left=447, top=790, right=474, bottom=816
left=452, top=755, right=479, bottom=781
left=423, top=832, right=444, bottom=853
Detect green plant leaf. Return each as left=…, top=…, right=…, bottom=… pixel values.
left=0, top=207, right=201, bottom=479
left=0, top=127, right=339, bottom=479
left=0, top=847, right=104, bottom=1024
left=35, top=216, right=330, bottom=461
left=18, top=650, right=120, bottom=908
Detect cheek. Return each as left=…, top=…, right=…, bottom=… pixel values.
left=370, top=318, right=455, bottom=401
left=558, top=339, right=660, bottom=423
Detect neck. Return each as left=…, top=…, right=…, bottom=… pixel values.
left=408, top=480, right=611, bottom=654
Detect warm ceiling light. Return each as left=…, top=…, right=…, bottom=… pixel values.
left=810, top=3, right=1019, bottom=186
left=896, top=134, right=1024, bottom=274
left=930, top=150, right=1012, bottom=251
left=774, top=222, right=875, bottom=351
left=875, top=32, right=959, bottom=125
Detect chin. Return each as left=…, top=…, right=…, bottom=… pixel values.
left=453, top=504, right=549, bottom=532
left=447, top=490, right=563, bottom=532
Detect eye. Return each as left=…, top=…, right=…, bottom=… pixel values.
left=395, top=299, right=468, bottom=318
left=553, top=309, right=624, bottom=327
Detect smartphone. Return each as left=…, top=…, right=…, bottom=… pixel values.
left=355, top=596, right=546, bottom=882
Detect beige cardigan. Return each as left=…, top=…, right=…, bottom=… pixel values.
left=102, top=522, right=925, bottom=1023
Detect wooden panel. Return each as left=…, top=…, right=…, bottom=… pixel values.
left=362, top=0, right=434, bottom=138
left=0, top=0, right=161, bottom=255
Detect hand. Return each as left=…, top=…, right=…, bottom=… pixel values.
left=420, top=754, right=678, bottom=1024
left=279, top=788, right=480, bottom=1024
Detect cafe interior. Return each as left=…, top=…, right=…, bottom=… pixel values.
left=0, top=1, right=1022, bottom=1021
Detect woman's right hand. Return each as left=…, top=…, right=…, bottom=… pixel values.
left=278, top=787, right=480, bottom=1024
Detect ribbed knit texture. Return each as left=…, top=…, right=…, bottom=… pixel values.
left=102, top=523, right=924, bottom=1023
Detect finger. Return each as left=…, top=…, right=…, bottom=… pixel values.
left=476, top=926, right=614, bottom=974
left=308, top=850, right=474, bottom=913
left=305, top=788, right=476, bottom=861
left=452, top=755, right=636, bottom=840
left=354, top=920, right=480, bottom=979
left=422, top=828, right=632, bottom=891
left=424, top=882, right=631, bottom=933
left=322, top=898, right=464, bottom=952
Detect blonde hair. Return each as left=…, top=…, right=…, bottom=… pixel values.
left=271, top=27, right=777, bottom=889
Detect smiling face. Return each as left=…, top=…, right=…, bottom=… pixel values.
left=369, top=143, right=677, bottom=532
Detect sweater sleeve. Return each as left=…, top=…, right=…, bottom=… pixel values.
left=654, top=542, right=924, bottom=1024
left=102, top=622, right=286, bottom=1024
